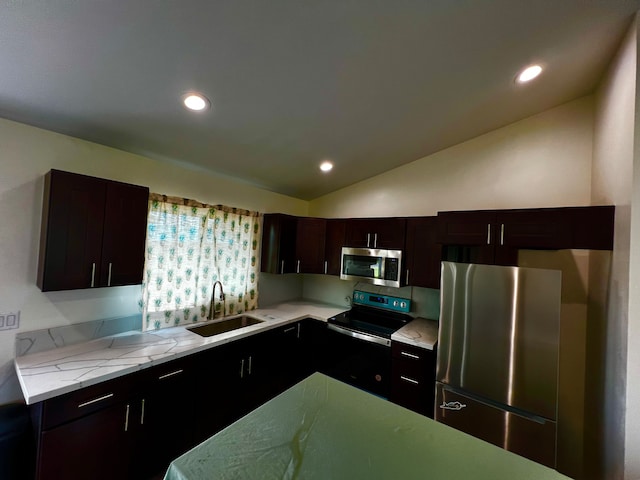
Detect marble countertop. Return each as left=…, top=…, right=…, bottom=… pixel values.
left=392, top=317, right=439, bottom=350
left=15, top=301, right=438, bottom=405
left=14, top=301, right=346, bottom=405
left=164, top=373, right=569, bottom=480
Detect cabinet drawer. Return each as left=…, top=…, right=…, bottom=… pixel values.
left=392, top=342, right=433, bottom=362
left=39, top=372, right=141, bottom=430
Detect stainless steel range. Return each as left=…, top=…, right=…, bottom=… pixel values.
left=324, top=290, right=412, bottom=397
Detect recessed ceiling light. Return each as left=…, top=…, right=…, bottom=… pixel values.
left=320, top=161, right=333, bottom=172
left=182, top=92, right=210, bottom=112
left=516, top=65, right=543, bottom=84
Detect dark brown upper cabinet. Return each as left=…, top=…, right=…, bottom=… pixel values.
left=344, top=218, right=406, bottom=250
left=295, top=218, right=326, bottom=274
left=437, top=206, right=615, bottom=266
left=37, top=170, right=149, bottom=291
left=324, top=219, right=346, bottom=276
left=404, top=217, right=442, bottom=289
left=260, top=213, right=297, bottom=274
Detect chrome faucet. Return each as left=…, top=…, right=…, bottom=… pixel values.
left=207, top=280, right=225, bottom=320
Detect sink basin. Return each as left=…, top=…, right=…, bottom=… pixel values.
left=187, top=316, right=264, bottom=337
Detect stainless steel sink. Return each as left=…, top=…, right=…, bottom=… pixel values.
left=187, top=316, right=264, bottom=337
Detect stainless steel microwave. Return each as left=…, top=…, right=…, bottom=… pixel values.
left=340, top=247, right=402, bottom=288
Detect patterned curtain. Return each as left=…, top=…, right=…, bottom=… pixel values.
left=141, top=194, right=261, bottom=331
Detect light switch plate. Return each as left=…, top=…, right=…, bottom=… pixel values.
left=0, top=311, right=20, bottom=331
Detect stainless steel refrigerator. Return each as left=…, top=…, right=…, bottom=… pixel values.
left=435, top=261, right=561, bottom=468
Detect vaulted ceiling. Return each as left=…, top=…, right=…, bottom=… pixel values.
left=1, top=1, right=638, bottom=199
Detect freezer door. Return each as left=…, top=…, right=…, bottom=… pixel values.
left=437, top=261, right=561, bottom=420
left=435, top=383, right=557, bottom=468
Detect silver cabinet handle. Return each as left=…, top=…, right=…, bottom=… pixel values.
left=280, top=260, right=284, bottom=275
left=284, top=326, right=296, bottom=334
left=366, top=233, right=371, bottom=247
left=401, top=351, right=420, bottom=360
left=297, top=322, right=301, bottom=339
left=405, top=269, right=410, bottom=285
left=248, top=355, right=252, bottom=375
left=400, top=376, right=420, bottom=385
left=107, top=262, right=113, bottom=286
left=158, top=369, right=183, bottom=380
left=140, top=398, right=145, bottom=425
left=374, top=233, right=378, bottom=248
left=90, top=262, right=96, bottom=287
left=78, top=393, right=114, bottom=408
left=324, top=261, right=328, bottom=275
left=296, top=260, right=300, bottom=273
left=124, top=404, right=130, bottom=432
left=486, top=224, right=491, bottom=245
left=240, top=358, right=245, bottom=379
left=500, top=223, right=505, bottom=246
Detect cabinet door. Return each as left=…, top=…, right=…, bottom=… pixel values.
left=37, top=170, right=107, bottom=291
left=100, top=181, right=149, bottom=287
left=345, top=218, right=406, bottom=249
left=295, top=218, right=326, bottom=274
left=37, top=402, right=131, bottom=480
left=436, top=210, right=496, bottom=246
left=437, top=210, right=498, bottom=266
left=141, top=361, right=196, bottom=477
left=260, top=213, right=297, bottom=274
left=192, top=342, right=247, bottom=444
left=324, top=219, right=346, bottom=275
left=497, top=209, right=571, bottom=250
left=404, top=217, right=441, bottom=288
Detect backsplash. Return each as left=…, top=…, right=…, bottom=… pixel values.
left=15, top=314, right=142, bottom=357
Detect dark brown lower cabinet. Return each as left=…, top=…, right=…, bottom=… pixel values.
left=37, top=402, right=133, bottom=480
left=32, top=320, right=435, bottom=480
left=390, top=341, right=436, bottom=418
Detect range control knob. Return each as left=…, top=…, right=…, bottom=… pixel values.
left=393, top=300, right=399, bottom=307
left=400, top=301, right=407, bottom=309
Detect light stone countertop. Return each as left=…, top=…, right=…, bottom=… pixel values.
left=391, top=317, right=439, bottom=350
left=14, top=301, right=346, bottom=405
left=15, top=301, right=438, bottom=405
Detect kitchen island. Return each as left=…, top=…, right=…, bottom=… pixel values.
left=164, top=373, right=570, bottom=480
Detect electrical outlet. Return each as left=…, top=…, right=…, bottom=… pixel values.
left=0, top=311, right=20, bottom=331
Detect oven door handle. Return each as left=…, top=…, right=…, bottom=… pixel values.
left=327, top=323, right=391, bottom=347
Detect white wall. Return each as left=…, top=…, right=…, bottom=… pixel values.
left=0, top=118, right=307, bottom=404
left=309, top=96, right=594, bottom=218
left=590, top=17, right=637, bottom=480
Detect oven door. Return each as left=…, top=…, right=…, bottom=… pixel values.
left=322, top=324, right=391, bottom=398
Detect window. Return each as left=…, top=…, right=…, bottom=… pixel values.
left=141, top=195, right=261, bottom=331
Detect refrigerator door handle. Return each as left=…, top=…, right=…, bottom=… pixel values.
left=439, top=400, right=467, bottom=411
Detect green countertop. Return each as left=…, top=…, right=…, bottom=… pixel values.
left=164, top=373, right=570, bottom=480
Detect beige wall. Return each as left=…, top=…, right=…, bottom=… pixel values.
left=308, top=97, right=597, bottom=479
left=309, top=96, right=594, bottom=218
left=590, top=17, right=637, bottom=480
left=0, top=118, right=307, bottom=404
left=626, top=16, right=640, bottom=480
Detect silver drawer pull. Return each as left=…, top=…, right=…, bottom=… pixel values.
left=78, top=393, right=114, bottom=408
left=124, top=403, right=130, bottom=431
left=283, top=326, right=296, bottom=333
left=400, top=376, right=420, bottom=385
left=158, top=369, right=183, bottom=380
left=400, top=351, right=420, bottom=360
